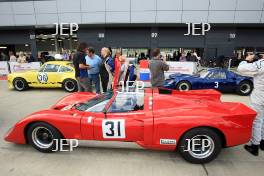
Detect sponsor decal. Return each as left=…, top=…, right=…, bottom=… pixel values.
left=160, top=139, right=177, bottom=145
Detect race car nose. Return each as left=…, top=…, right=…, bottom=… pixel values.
left=4, top=127, right=14, bottom=142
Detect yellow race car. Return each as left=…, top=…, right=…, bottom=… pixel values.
left=8, top=61, right=78, bottom=92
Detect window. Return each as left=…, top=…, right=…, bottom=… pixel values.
left=67, top=63, right=74, bottom=68
left=44, top=64, right=60, bottom=72
left=39, top=64, right=46, bottom=72
left=207, top=71, right=226, bottom=79
left=75, top=92, right=113, bottom=112
left=108, top=92, right=144, bottom=113
left=59, top=66, right=72, bottom=72
left=87, top=100, right=110, bottom=112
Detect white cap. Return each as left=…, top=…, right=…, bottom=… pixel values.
left=54, top=54, right=63, bottom=60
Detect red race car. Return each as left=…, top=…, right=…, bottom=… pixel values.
left=4, top=88, right=256, bottom=164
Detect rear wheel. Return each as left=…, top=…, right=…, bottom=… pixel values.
left=236, top=80, right=253, bottom=96
left=13, top=78, right=28, bottom=91
left=176, top=81, right=191, bottom=91
left=178, top=128, right=222, bottom=164
left=27, top=122, right=62, bottom=153
left=63, top=79, right=78, bottom=92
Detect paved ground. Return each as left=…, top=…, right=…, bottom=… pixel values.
left=0, top=81, right=264, bottom=176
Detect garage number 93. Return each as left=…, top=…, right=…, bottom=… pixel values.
left=102, top=119, right=126, bottom=139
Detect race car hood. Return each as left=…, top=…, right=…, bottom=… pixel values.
left=8, top=70, right=37, bottom=78
left=51, top=92, right=96, bottom=110
left=4, top=109, right=82, bottom=144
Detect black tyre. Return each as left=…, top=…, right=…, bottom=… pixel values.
left=178, top=128, right=222, bottom=164
left=63, top=79, right=78, bottom=92
left=13, top=78, right=28, bottom=91
left=176, top=81, right=191, bottom=91
left=26, top=122, right=62, bottom=153
left=236, top=80, right=253, bottom=96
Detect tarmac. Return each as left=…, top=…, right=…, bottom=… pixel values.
left=0, top=81, right=264, bottom=176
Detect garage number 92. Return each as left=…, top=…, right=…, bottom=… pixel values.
left=102, top=119, right=125, bottom=139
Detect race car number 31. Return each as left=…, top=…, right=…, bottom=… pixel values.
left=102, top=119, right=125, bottom=138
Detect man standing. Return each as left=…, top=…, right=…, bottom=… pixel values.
left=238, top=54, right=264, bottom=156
left=73, top=43, right=91, bottom=92
left=86, top=47, right=102, bottom=94
left=149, top=48, right=169, bottom=87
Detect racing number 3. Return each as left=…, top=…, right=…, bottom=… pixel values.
left=102, top=119, right=125, bottom=139
left=214, top=82, right=219, bottom=88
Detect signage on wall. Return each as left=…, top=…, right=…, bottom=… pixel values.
left=151, top=32, right=158, bottom=38
left=29, top=34, right=35, bottom=40
left=9, top=62, right=41, bottom=73
left=98, top=33, right=105, bottom=38
left=229, top=33, right=236, bottom=39
left=149, top=23, right=211, bottom=38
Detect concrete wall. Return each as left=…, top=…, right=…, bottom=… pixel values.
left=0, top=0, right=264, bottom=27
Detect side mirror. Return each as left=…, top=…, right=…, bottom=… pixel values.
left=102, top=108, right=107, bottom=118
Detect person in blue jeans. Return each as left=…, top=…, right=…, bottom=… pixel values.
left=85, top=47, right=102, bottom=94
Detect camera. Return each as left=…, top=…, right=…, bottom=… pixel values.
left=245, top=53, right=262, bottom=63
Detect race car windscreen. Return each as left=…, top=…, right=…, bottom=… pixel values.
left=75, top=92, right=113, bottom=112
left=108, top=92, right=144, bottom=113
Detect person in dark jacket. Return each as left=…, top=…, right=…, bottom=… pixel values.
left=100, top=49, right=109, bottom=92
left=101, top=47, right=115, bottom=92
left=72, top=42, right=91, bottom=92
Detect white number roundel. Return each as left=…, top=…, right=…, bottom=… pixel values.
left=102, top=119, right=125, bottom=139
left=37, top=73, right=48, bottom=83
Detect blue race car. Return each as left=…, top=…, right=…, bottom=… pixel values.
left=164, top=68, right=253, bottom=96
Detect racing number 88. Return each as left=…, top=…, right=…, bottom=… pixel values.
left=102, top=119, right=125, bottom=139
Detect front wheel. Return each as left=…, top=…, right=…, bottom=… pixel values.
left=236, top=81, right=253, bottom=96
left=63, top=79, right=78, bottom=92
left=27, top=122, right=62, bottom=153
left=178, top=128, right=222, bottom=164
left=13, top=78, right=28, bottom=91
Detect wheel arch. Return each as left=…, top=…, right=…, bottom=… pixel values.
left=24, top=121, right=65, bottom=144
left=176, top=80, right=192, bottom=89
left=13, top=76, right=29, bottom=84
left=177, top=126, right=227, bottom=150
left=239, top=78, right=253, bottom=85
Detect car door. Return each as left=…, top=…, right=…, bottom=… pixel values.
left=224, top=71, right=238, bottom=92
left=203, top=70, right=228, bottom=91
left=26, top=64, right=45, bottom=87
left=92, top=92, right=152, bottom=142
left=81, top=97, right=112, bottom=140
left=40, top=63, right=61, bottom=87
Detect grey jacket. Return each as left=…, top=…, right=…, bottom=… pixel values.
left=149, top=58, right=169, bottom=87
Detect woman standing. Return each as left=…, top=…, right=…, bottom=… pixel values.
left=100, top=47, right=115, bottom=92
left=17, top=52, right=27, bottom=63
